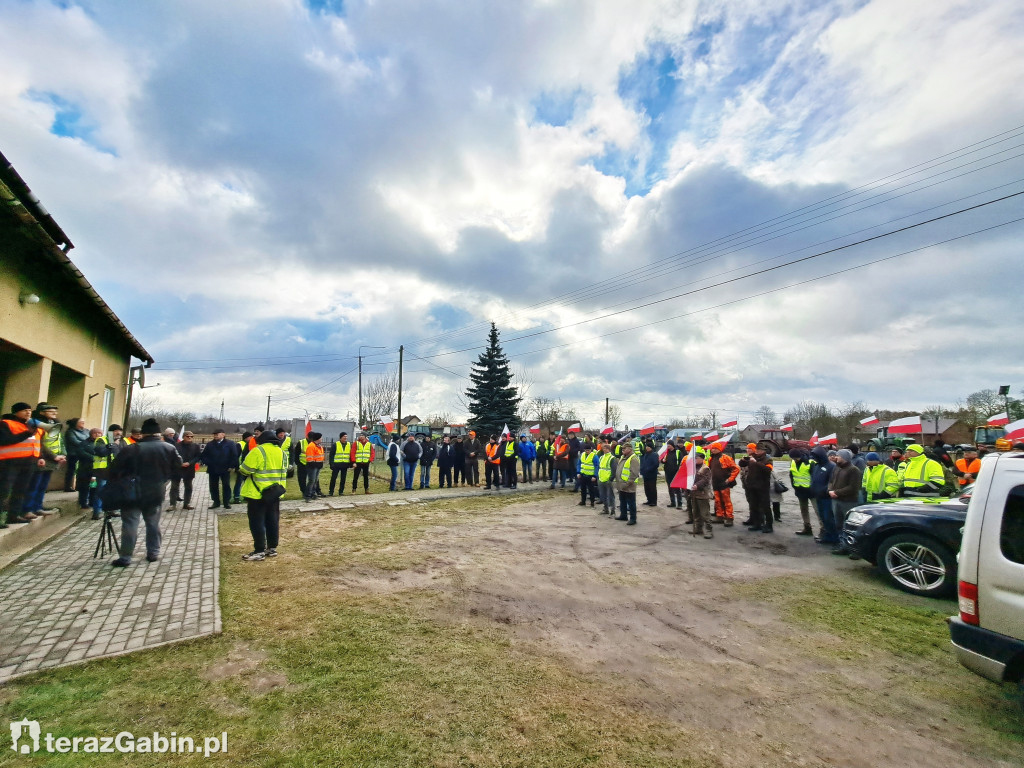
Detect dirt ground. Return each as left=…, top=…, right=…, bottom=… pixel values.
left=329, top=490, right=1022, bottom=768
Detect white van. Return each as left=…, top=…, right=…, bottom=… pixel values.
left=950, top=452, right=1024, bottom=683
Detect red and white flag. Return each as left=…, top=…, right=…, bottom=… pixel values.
left=304, top=419, right=312, bottom=436
left=721, top=419, right=738, bottom=429
left=378, top=417, right=395, bottom=433
left=177, top=424, right=186, bottom=442
left=808, top=431, right=819, bottom=447
left=718, top=432, right=735, bottom=447
left=600, top=423, right=615, bottom=436
left=639, top=421, right=656, bottom=436
left=859, top=415, right=879, bottom=427
left=567, top=422, right=581, bottom=433
left=670, top=444, right=697, bottom=489
left=529, top=423, right=541, bottom=434
left=501, top=423, right=511, bottom=438
left=703, top=431, right=720, bottom=442
left=887, top=415, right=921, bottom=434
left=1004, top=418, right=1024, bottom=442
left=819, top=433, right=838, bottom=445
left=690, top=432, right=702, bottom=441
left=658, top=442, right=670, bottom=460
left=988, top=412, right=1010, bottom=427
left=780, top=423, right=794, bottom=432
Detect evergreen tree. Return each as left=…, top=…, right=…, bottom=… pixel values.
left=465, top=323, right=521, bottom=438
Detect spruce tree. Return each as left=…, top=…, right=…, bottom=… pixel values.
left=465, top=323, right=521, bottom=438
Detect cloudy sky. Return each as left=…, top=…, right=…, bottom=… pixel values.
left=2, top=0, right=1023, bottom=428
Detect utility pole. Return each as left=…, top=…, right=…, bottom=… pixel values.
left=266, top=394, right=271, bottom=424
left=358, top=356, right=363, bottom=427
left=219, top=399, right=224, bottom=421
left=605, top=397, right=609, bottom=424
left=397, top=345, right=404, bottom=437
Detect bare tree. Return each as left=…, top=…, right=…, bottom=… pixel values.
left=363, top=370, right=399, bottom=425
left=605, top=403, right=622, bottom=427
left=753, top=405, right=777, bottom=425
left=424, top=411, right=454, bottom=428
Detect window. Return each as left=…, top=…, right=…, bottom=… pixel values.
left=1001, top=485, right=1024, bottom=565
left=101, top=387, right=114, bottom=431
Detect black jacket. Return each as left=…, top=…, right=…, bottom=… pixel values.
left=110, top=436, right=180, bottom=507
left=437, top=444, right=456, bottom=469
left=419, top=442, right=437, bottom=466
left=201, top=438, right=240, bottom=473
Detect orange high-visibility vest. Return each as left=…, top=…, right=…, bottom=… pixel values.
left=0, top=420, right=41, bottom=460
left=955, top=457, right=982, bottom=486
left=486, top=443, right=501, bottom=464
left=554, top=442, right=569, bottom=459
left=306, top=442, right=325, bottom=463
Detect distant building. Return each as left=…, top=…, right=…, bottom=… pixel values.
left=0, top=150, right=152, bottom=450
left=858, top=418, right=971, bottom=446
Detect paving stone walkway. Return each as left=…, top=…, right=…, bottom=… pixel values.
left=0, top=474, right=220, bottom=683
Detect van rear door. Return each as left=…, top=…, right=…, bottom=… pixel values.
left=976, top=457, right=1024, bottom=642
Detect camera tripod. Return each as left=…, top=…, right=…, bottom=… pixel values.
left=93, top=513, right=120, bottom=559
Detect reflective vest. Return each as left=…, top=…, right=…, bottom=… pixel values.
left=503, top=441, right=515, bottom=458
left=900, top=455, right=944, bottom=489
left=0, top=419, right=41, bottom=460
left=633, top=439, right=643, bottom=454
left=240, top=444, right=287, bottom=500
left=554, top=442, right=569, bottom=460
left=41, top=425, right=62, bottom=456
left=353, top=441, right=372, bottom=463
left=92, top=436, right=110, bottom=469
left=541, top=440, right=552, bottom=455
left=618, top=455, right=636, bottom=483
left=954, top=457, right=982, bottom=486
left=298, top=438, right=309, bottom=465
left=486, top=443, right=500, bottom=464
left=281, top=436, right=292, bottom=465
left=580, top=450, right=596, bottom=476
left=598, top=452, right=615, bottom=482
left=333, top=441, right=350, bottom=464
left=863, top=464, right=900, bottom=500
left=789, top=460, right=811, bottom=488
left=306, top=442, right=324, bottom=463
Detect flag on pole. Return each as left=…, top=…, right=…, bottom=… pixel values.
left=1004, top=418, right=1024, bottom=442
left=779, top=423, right=794, bottom=432
left=721, top=419, right=738, bottom=429
left=670, top=443, right=697, bottom=489
left=529, top=423, right=541, bottom=434
left=378, top=417, right=394, bottom=433
left=567, top=422, right=581, bottom=433
left=987, top=412, right=1010, bottom=427
left=177, top=424, right=185, bottom=442
left=703, top=431, right=720, bottom=442
left=304, top=419, right=312, bottom=436
left=657, top=442, right=670, bottom=460
left=600, top=423, right=615, bottom=436
left=808, top=431, right=819, bottom=447
left=718, top=432, right=735, bottom=447
left=639, top=421, right=656, bottom=436
left=819, top=433, right=838, bottom=445
left=501, top=423, right=511, bottom=438
left=887, top=415, right=922, bottom=434
left=859, top=415, right=880, bottom=427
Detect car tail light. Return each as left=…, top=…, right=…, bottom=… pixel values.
left=958, top=580, right=979, bottom=625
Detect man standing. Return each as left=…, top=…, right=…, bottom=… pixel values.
left=738, top=443, right=774, bottom=533
left=452, top=435, right=465, bottom=486
left=952, top=447, right=982, bottom=488
left=109, top=418, right=180, bottom=567
left=536, top=434, right=552, bottom=483
left=499, top=432, right=518, bottom=489
left=689, top=451, right=714, bottom=539
left=238, top=429, right=287, bottom=561
left=707, top=443, right=739, bottom=527
left=401, top=434, right=421, bottom=491
left=597, top=442, right=617, bottom=515
left=614, top=444, right=641, bottom=525
left=419, top=435, right=437, bottom=489
left=552, top=437, right=571, bottom=489
left=22, top=403, right=66, bottom=518
left=663, top=439, right=684, bottom=509
left=92, top=424, right=127, bottom=519
left=437, top=435, right=456, bottom=488
left=577, top=440, right=599, bottom=506
left=201, top=429, right=239, bottom=509
left=828, top=449, right=863, bottom=554
left=884, top=448, right=904, bottom=472
left=304, top=432, right=326, bottom=501
left=169, top=431, right=201, bottom=510
left=350, top=432, right=375, bottom=494
left=899, top=443, right=946, bottom=497
left=484, top=435, right=502, bottom=490
left=862, top=452, right=900, bottom=502
left=788, top=449, right=815, bottom=536
left=0, top=402, right=46, bottom=527
left=63, top=417, right=90, bottom=491
left=232, top=431, right=252, bottom=504
left=519, top=434, right=536, bottom=483
left=639, top=441, right=660, bottom=506
left=385, top=434, right=401, bottom=491
left=808, top=446, right=837, bottom=545
left=464, top=430, right=482, bottom=487
left=328, top=432, right=352, bottom=495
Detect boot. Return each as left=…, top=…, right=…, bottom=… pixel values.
left=667, top=501, right=676, bottom=508
left=795, top=526, right=813, bottom=536
left=590, top=500, right=595, bottom=507
left=703, top=530, right=714, bottom=539
left=724, top=518, right=734, bottom=527
left=774, top=512, right=782, bottom=522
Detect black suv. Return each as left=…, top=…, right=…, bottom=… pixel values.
left=841, top=491, right=971, bottom=598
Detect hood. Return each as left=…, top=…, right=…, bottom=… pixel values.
left=811, top=446, right=829, bottom=463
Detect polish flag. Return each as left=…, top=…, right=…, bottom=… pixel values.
left=808, top=431, right=819, bottom=447
left=703, top=431, right=720, bottom=442
left=304, top=419, right=312, bottom=436
left=639, top=422, right=656, bottom=436
left=378, top=418, right=395, bottom=432
left=600, top=423, right=615, bottom=436
left=987, top=412, right=1010, bottom=427
left=529, top=423, right=541, bottom=434
left=887, top=415, right=921, bottom=434
left=779, top=423, right=794, bottom=432
left=1004, top=418, right=1024, bottom=442
left=690, top=433, right=702, bottom=441
left=670, top=444, right=697, bottom=489
left=567, top=422, right=581, bottom=433
left=501, top=423, right=511, bottom=438
left=718, top=432, right=735, bottom=447
left=721, top=419, right=738, bottom=429
left=657, top=442, right=670, bottom=460
left=818, top=433, right=838, bottom=445
left=859, top=415, right=880, bottom=427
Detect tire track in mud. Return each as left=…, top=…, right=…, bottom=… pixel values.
left=633, top=601, right=760, bottom=667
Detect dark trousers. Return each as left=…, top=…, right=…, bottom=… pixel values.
left=643, top=476, right=658, bottom=505
left=745, top=486, right=772, bottom=529
left=453, top=462, right=464, bottom=484
left=232, top=471, right=245, bottom=501
left=438, top=466, right=453, bottom=487
left=546, top=458, right=554, bottom=481
left=578, top=475, right=597, bottom=502
left=208, top=471, right=232, bottom=507
left=246, top=496, right=280, bottom=552
left=119, top=503, right=163, bottom=559
left=170, top=473, right=194, bottom=506
left=665, top=477, right=683, bottom=507
left=63, top=456, right=78, bottom=491
left=329, top=465, right=349, bottom=494
left=0, top=458, right=35, bottom=524
left=618, top=490, right=637, bottom=522
left=351, top=463, right=370, bottom=490
left=501, top=461, right=517, bottom=488
left=485, top=462, right=501, bottom=489
left=296, top=462, right=309, bottom=497
left=76, top=473, right=97, bottom=508
left=465, top=460, right=479, bottom=485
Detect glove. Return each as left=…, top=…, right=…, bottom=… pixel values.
left=726, top=480, right=737, bottom=488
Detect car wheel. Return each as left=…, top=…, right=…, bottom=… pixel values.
left=876, top=532, right=957, bottom=598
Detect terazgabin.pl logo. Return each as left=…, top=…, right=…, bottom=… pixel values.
left=9, top=719, right=228, bottom=757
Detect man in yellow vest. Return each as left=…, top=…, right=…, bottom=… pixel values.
left=788, top=449, right=814, bottom=536
left=597, top=442, right=617, bottom=515
left=92, top=423, right=126, bottom=518
left=614, top=444, right=641, bottom=524
left=577, top=441, right=599, bottom=507
left=899, top=444, right=946, bottom=497
left=350, top=432, right=375, bottom=494
left=862, top=451, right=900, bottom=501
left=22, top=402, right=66, bottom=518
left=499, top=432, right=518, bottom=489
left=239, top=430, right=287, bottom=561
left=232, top=431, right=253, bottom=504
left=329, top=431, right=352, bottom=495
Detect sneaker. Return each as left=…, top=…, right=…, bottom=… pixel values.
left=168, top=504, right=177, bottom=511
left=37, top=508, right=59, bottom=516
left=242, top=550, right=266, bottom=561
left=265, top=548, right=278, bottom=557
left=183, top=505, right=195, bottom=510
left=21, top=512, right=39, bottom=520
left=703, top=532, right=714, bottom=539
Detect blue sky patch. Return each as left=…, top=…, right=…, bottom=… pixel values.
left=306, top=0, right=345, bottom=16
left=30, top=90, right=116, bottom=155
left=531, top=88, right=583, bottom=127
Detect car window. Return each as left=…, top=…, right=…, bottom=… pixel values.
left=1000, top=485, right=1024, bottom=565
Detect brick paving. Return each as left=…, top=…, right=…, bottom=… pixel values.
left=0, top=474, right=220, bottom=683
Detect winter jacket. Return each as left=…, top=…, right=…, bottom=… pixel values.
left=553, top=440, right=571, bottom=470
left=201, top=438, right=240, bottom=473
left=64, top=425, right=92, bottom=460
left=708, top=453, right=740, bottom=490
left=690, top=464, right=713, bottom=500
left=738, top=452, right=773, bottom=491
left=829, top=461, right=862, bottom=502
left=437, top=444, right=457, bottom=469
left=330, top=441, right=352, bottom=468
left=639, top=449, right=660, bottom=480
left=109, top=435, right=181, bottom=507
left=614, top=454, right=641, bottom=493
left=498, top=439, right=518, bottom=463
left=174, top=441, right=202, bottom=477
left=518, top=440, right=536, bottom=461
left=453, top=440, right=465, bottom=463
left=0, top=413, right=37, bottom=451
left=74, top=437, right=99, bottom=476
left=419, top=442, right=437, bottom=466
left=808, top=447, right=835, bottom=498
left=464, top=438, right=483, bottom=462
left=664, top=448, right=684, bottom=480
left=402, top=440, right=422, bottom=463
left=535, top=440, right=552, bottom=461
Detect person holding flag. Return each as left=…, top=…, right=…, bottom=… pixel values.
left=689, top=450, right=715, bottom=539
left=551, top=435, right=571, bottom=489
left=662, top=438, right=685, bottom=510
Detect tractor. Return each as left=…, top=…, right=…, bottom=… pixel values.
left=974, top=426, right=1012, bottom=452
left=756, top=428, right=813, bottom=457
left=864, top=426, right=917, bottom=454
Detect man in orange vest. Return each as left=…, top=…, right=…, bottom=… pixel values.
left=0, top=402, right=49, bottom=527
left=303, top=432, right=325, bottom=501
left=484, top=435, right=502, bottom=490
left=550, top=436, right=571, bottom=489
left=953, top=447, right=982, bottom=487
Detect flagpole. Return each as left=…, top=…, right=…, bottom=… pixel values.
left=397, top=345, right=403, bottom=437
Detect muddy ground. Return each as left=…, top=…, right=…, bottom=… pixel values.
left=329, top=490, right=1021, bottom=768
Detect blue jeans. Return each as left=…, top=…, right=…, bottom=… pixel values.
left=389, top=464, right=399, bottom=491
left=403, top=462, right=416, bottom=490
left=522, top=460, right=533, bottom=482
left=419, top=464, right=431, bottom=488
left=92, top=478, right=107, bottom=514
left=23, top=470, right=52, bottom=513
left=550, top=469, right=568, bottom=487
left=815, top=496, right=837, bottom=542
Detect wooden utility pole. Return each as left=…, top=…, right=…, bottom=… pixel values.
left=397, top=345, right=404, bottom=436
left=266, top=394, right=271, bottom=424
left=605, top=397, right=609, bottom=424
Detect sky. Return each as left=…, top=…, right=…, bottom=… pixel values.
left=2, top=0, right=1023, bottom=429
